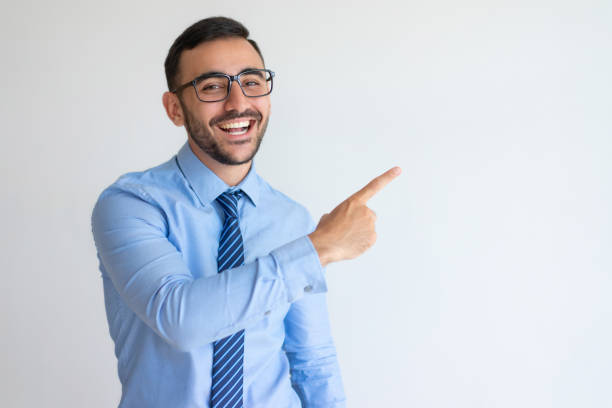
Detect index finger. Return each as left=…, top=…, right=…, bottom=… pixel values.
left=350, top=166, right=402, bottom=203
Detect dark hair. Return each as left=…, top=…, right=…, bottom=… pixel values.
left=164, top=16, right=264, bottom=91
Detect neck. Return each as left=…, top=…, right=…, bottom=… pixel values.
left=188, top=139, right=251, bottom=186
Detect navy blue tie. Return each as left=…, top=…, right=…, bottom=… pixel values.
left=211, top=190, right=245, bottom=408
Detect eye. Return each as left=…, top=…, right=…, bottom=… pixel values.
left=202, top=84, right=221, bottom=91
left=195, top=77, right=228, bottom=94
left=240, top=72, right=265, bottom=87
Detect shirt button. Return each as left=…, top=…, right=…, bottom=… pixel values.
left=304, top=285, right=313, bottom=293
left=264, top=310, right=271, bottom=316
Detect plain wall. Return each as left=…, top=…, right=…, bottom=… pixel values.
left=1, top=0, right=611, bottom=407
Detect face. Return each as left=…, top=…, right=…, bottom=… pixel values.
left=173, top=37, right=271, bottom=166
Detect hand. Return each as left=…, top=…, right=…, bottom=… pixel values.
left=308, top=166, right=401, bottom=267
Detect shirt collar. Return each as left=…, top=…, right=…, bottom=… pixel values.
left=176, top=142, right=260, bottom=208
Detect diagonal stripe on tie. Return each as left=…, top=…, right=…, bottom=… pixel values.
left=211, top=190, right=245, bottom=408
left=213, top=341, right=244, bottom=379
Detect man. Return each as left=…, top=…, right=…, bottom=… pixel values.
left=92, top=16, right=400, bottom=408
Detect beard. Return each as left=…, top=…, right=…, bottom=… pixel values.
left=179, top=99, right=268, bottom=166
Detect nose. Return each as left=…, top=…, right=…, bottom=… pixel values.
left=223, top=79, right=250, bottom=112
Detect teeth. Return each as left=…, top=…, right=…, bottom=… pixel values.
left=218, top=120, right=250, bottom=129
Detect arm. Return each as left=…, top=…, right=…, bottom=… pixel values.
left=91, top=189, right=326, bottom=352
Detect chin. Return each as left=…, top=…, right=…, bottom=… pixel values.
left=216, top=145, right=256, bottom=166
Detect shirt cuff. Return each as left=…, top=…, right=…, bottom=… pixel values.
left=270, top=235, right=328, bottom=303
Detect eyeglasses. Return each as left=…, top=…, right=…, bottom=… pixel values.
left=171, top=69, right=275, bottom=102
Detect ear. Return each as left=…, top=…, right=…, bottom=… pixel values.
left=162, top=91, right=185, bottom=127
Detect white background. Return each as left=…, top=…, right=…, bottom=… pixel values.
left=1, top=0, right=611, bottom=407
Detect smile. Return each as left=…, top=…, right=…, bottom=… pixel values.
left=217, top=119, right=255, bottom=136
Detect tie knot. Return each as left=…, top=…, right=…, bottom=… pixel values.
left=216, top=190, right=243, bottom=219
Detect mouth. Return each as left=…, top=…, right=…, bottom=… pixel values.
left=216, top=119, right=256, bottom=137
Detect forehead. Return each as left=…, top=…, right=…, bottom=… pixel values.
left=178, top=37, right=264, bottom=83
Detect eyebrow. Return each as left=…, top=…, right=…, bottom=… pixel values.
left=194, top=67, right=264, bottom=80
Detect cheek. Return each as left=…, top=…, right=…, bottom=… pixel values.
left=255, top=99, right=271, bottom=117
left=195, top=106, right=223, bottom=126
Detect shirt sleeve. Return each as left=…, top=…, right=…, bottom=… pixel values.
left=283, top=219, right=347, bottom=407
left=91, top=188, right=327, bottom=352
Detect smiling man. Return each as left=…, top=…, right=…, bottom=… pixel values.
left=92, top=16, right=399, bottom=408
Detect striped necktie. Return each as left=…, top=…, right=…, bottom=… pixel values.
left=211, top=190, right=245, bottom=408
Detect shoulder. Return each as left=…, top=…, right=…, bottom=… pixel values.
left=95, top=156, right=194, bottom=208
left=92, top=156, right=194, bottom=230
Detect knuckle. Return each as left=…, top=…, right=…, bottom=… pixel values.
left=347, top=200, right=361, bottom=214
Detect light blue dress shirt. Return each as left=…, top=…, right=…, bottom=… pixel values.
left=91, top=143, right=346, bottom=408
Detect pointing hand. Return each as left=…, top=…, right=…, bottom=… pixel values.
left=308, top=167, right=401, bottom=267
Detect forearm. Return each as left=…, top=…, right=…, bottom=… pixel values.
left=131, top=237, right=325, bottom=350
